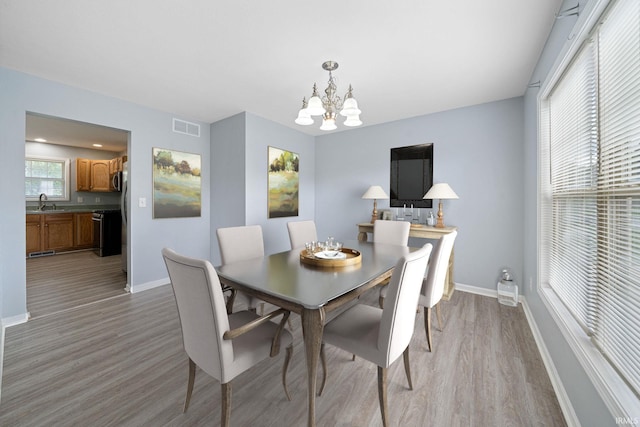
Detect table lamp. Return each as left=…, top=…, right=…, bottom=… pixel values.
left=362, top=185, right=389, bottom=224
left=423, top=183, right=458, bottom=228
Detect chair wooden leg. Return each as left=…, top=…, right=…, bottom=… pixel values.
left=318, top=343, right=327, bottom=396
left=377, top=366, right=389, bottom=427
left=435, top=303, right=443, bottom=331
left=183, top=358, right=196, bottom=412
left=402, top=347, right=413, bottom=390
left=282, top=345, right=293, bottom=401
left=221, top=382, right=232, bottom=427
left=424, top=307, right=433, bottom=352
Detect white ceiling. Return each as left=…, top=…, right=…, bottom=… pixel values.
left=2, top=0, right=562, bottom=142
left=25, top=113, right=129, bottom=153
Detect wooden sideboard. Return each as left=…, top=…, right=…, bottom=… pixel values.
left=357, top=222, right=457, bottom=300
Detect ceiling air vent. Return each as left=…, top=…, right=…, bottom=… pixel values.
left=172, top=118, right=200, bottom=137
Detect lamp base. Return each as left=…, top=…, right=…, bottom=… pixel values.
left=370, top=199, right=378, bottom=224
left=435, top=200, right=445, bottom=228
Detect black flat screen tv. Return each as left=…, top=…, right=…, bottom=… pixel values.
left=390, top=143, right=433, bottom=208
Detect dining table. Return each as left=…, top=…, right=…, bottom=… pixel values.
left=215, top=239, right=412, bottom=427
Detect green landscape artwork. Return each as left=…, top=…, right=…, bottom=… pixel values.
left=153, top=148, right=201, bottom=219
left=268, top=146, right=299, bottom=218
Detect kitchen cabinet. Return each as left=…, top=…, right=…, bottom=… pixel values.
left=26, top=214, right=42, bottom=255
left=74, top=212, right=95, bottom=248
left=90, top=160, right=111, bottom=191
left=76, top=158, right=114, bottom=192
left=26, top=212, right=96, bottom=256
left=76, top=158, right=91, bottom=191
left=109, top=156, right=124, bottom=174
left=43, top=213, right=74, bottom=252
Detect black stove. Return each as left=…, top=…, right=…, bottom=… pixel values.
left=92, top=210, right=121, bottom=256
left=92, top=209, right=120, bottom=214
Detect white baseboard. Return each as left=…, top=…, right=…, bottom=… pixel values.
left=1, top=312, right=29, bottom=328
left=130, top=277, right=169, bottom=294
left=455, top=282, right=497, bottom=298
left=455, top=282, right=578, bottom=427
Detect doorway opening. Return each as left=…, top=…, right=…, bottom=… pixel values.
left=25, top=113, right=130, bottom=318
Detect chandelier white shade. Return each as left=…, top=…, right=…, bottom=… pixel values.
left=362, top=185, right=388, bottom=223
left=423, top=183, right=458, bottom=228
left=295, top=61, right=362, bottom=131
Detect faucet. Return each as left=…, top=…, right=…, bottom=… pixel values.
left=38, top=193, right=48, bottom=211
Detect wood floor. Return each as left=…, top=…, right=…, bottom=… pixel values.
left=26, top=250, right=128, bottom=318
left=0, top=282, right=566, bottom=426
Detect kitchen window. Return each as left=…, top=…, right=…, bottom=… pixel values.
left=25, top=156, right=70, bottom=201
left=538, top=0, right=640, bottom=418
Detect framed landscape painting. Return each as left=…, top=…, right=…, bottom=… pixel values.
left=153, top=148, right=201, bottom=219
left=268, top=146, right=299, bottom=218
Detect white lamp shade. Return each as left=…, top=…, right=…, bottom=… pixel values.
left=423, top=183, right=459, bottom=200
left=295, top=109, right=314, bottom=125
left=343, top=114, right=362, bottom=127
left=320, top=117, right=337, bottom=131
left=362, top=185, right=389, bottom=200
left=340, top=97, right=361, bottom=116
left=306, top=95, right=326, bottom=116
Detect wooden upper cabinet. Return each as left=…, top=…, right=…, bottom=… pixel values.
left=90, top=160, right=111, bottom=192
left=76, top=158, right=91, bottom=191
left=77, top=157, right=126, bottom=192
left=109, top=158, right=118, bottom=175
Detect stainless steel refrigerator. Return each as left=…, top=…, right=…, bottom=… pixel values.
left=121, top=161, right=128, bottom=274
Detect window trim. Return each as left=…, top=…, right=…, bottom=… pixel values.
left=25, top=155, right=71, bottom=202
left=537, top=0, right=640, bottom=419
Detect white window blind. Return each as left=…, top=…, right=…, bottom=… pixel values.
left=540, top=0, right=640, bottom=401
left=593, top=0, right=640, bottom=398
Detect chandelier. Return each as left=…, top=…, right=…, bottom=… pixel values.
left=295, top=60, right=362, bottom=131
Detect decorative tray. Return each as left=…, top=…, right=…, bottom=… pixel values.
left=300, top=248, right=362, bottom=267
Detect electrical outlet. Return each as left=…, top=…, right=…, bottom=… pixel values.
left=139, top=197, right=146, bottom=208
left=95, top=197, right=101, bottom=203
left=77, top=196, right=83, bottom=203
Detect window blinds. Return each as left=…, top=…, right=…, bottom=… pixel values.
left=593, top=0, right=640, bottom=397
left=540, top=0, right=640, bottom=398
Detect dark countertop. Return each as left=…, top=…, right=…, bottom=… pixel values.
left=26, top=205, right=120, bottom=214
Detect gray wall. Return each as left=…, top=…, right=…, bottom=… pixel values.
left=210, top=113, right=247, bottom=263
left=210, top=112, right=315, bottom=265
left=314, top=98, right=525, bottom=291
left=0, top=66, right=211, bottom=320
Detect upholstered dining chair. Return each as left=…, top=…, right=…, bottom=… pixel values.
left=373, top=219, right=411, bottom=311
left=379, top=230, right=457, bottom=352
left=287, top=220, right=318, bottom=249
left=217, top=225, right=267, bottom=313
left=373, top=219, right=411, bottom=246
left=318, top=243, right=432, bottom=427
left=162, top=248, right=293, bottom=427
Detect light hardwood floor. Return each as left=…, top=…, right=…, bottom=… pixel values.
left=1, top=282, right=566, bottom=426
left=26, top=250, right=128, bottom=318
